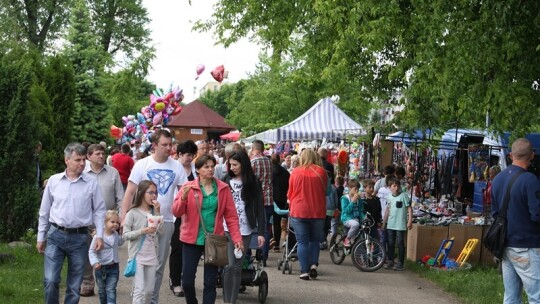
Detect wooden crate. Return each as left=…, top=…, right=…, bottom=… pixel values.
left=447, top=224, right=483, bottom=264
left=406, top=224, right=449, bottom=262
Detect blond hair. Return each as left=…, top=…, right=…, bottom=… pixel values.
left=299, top=149, right=322, bottom=167
left=105, top=210, right=119, bottom=222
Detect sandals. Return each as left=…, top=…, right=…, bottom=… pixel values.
left=269, top=238, right=276, bottom=248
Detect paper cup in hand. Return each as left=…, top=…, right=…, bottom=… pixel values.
left=147, top=214, right=163, bottom=228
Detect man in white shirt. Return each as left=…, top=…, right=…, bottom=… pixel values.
left=37, top=143, right=106, bottom=304
left=121, top=130, right=187, bottom=304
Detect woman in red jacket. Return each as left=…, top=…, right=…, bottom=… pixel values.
left=172, top=154, right=243, bottom=304
left=288, top=149, right=328, bottom=280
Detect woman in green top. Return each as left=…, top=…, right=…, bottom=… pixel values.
left=172, top=154, right=243, bottom=304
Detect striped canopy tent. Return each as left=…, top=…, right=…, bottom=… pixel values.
left=276, top=97, right=364, bottom=141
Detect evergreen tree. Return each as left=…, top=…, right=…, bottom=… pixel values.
left=0, top=52, right=41, bottom=241
left=40, top=55, right=77, bottom=175
left=64, top=0, right=111, bottom=143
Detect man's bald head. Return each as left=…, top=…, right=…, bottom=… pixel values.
left=511, top=138, right=534, bottom=161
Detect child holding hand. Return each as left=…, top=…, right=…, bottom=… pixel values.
left=383, top=179, right=412, bottom=271
left=89, top=210, right=124, bottom=304
left=123, top=180, right=162, bottom=304
left=340, top=179, right=364, bottom=247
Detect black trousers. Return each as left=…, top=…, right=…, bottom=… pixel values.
left=169, top=217, right=182, bottom=286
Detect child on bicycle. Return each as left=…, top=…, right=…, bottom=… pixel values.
left=383, top=178, right=412, bottom=271
left=340, top=179, right=364, bottom=247
left=361, top=179, right=382, bottom=240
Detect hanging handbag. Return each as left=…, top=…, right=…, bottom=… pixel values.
left=195, top=193, right=229, bottom=267
left=483, top=169, right=524, bottom=259
left=123, top=234, right=146, bottom=277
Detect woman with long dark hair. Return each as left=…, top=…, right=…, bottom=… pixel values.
left=221, top=150, right=265, bottom=303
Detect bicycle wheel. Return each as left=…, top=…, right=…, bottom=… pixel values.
left=329, top=233, right=346, bottom=265
left=351, top=237, right=386, bottom=272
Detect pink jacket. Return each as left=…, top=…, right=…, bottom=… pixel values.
left=172, top=178, right=242, bottom=245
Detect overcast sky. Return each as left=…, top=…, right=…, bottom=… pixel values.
left=142, top=0, right=262, bottom=102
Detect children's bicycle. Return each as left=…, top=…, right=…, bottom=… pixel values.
left=329, top=212, right=386, bottom=272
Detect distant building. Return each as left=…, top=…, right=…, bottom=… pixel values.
left=199, top=81, right=223, bottom=96
left=167, top=100, right=235, bottom=141
left=376, top=91, right=404, bottom=126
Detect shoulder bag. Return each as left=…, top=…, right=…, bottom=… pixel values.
left=195, top=193, right=229, bottom=267
left=483, top=169, right=524, bottom=259
left=123, top=234, right=146, bottom=277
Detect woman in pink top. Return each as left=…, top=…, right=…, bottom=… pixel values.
left=287, top=149, right=327, bottom=280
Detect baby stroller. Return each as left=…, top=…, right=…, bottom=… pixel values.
left=239, top=233, right=269, bottom=303
left=274, top=203, right=298, bottom=274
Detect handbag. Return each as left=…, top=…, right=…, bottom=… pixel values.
left=483, top=169, right=524, bottom=259
left=123, top=226, right=147, bottom=277
left=123, top=235, right=145, bottom=277
left=194, top=193, right=229, bottom=267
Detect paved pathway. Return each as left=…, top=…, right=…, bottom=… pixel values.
left=79, top=245, right=461, bottom=304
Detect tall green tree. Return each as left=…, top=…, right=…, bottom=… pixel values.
left=196, top=0, right=540, bottom=135
left=88, top=0, right=152, bottom=58
left=64, top=0, right=111, bottom=143
left=101, top=68, right=154, bottom=125
left=40, top=55, right=77, bottom=174
left=0, top=0, right=71, bottom=51
left=0, top=52, right=41, bottom=241
left=199, top=83, right=236, bottom=118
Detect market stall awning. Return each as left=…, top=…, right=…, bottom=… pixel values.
left=220, top=130, right=241, bottom=141
left=276, top=97, right=364, bottom=141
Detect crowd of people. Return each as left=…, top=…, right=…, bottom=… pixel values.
left=35, top=133, right=540, bottom=304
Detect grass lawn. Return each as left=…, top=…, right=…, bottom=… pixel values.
left=0, top=243, right=46, bottom=303
left=0, top=243, right=70, bottom=304
left=407, top=261, right=510, bottom=304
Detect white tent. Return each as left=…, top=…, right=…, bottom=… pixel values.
left=276, top=97, right=364, bottom=141
left=242, top=129, right=278, bottom=144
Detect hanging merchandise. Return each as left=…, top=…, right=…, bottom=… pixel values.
left=468, top=144, right=489, bottom=182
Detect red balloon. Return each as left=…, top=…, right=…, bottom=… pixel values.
left=211, top=65, right=225, bottom=83
left=171, top=106, right=182, bottom=116
left=110, top=125, right=122, bottom=139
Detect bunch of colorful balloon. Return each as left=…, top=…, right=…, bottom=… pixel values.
left=110, top=86, right=184, bottom=146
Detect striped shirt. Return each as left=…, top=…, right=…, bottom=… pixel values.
left=251, top=153, right=273, bottom=206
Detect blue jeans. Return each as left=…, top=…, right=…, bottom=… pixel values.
left=289, top=217, right=325, bottom=274
left=502, top=247, right=540, bottom=304
left=182, top=243, right=219, bottom=304
left=386, top=229, right=405, bottom=265
left=95, top=263, right=119, bottom=304
left=43, top=226, right=89, bottom=304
